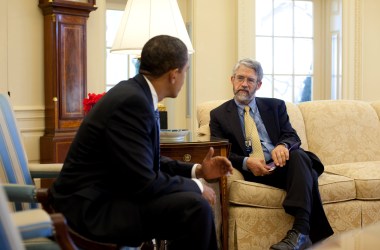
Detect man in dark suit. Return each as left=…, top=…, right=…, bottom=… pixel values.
left=210, top=58, right=333, bottom=250
left=50, top=35, right=233, bottom=250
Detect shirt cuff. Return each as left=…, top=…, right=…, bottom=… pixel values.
left=192, top=179, right=204, bottom=193
left=277, top=142, right=289, bottom=149
left=243, top=157, right=249, bottom=171
left=191, top=164, right=204, bottom=193
left=191, top=164, right=198, bottom=178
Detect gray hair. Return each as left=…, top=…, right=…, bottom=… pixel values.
left=232, top=58, right=264, bottom=82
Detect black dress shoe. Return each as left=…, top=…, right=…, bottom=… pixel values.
left=270, top=229, right=312, bottom=250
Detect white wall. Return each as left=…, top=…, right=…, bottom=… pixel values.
left=87, top=0, right=107, bottom=94
left=192, top=0, right=237, bottom=133
left=361, top=0, right=380, bottom=101
left=0, top=0, right=7, bottom=94
left=0, top=0, right=45, bottom=162
left=6, top=1, right=44, bottom=107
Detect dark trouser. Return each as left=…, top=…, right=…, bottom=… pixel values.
left=141, top=192, right=218, bottom=250
left=53, top=191, right=217, bottom=250
left=244, top=149, right=334, bottom=243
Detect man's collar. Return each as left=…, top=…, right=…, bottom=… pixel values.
left=234, top=97, right=257, bottom=113
left=143, top=75, right=158, bottom=110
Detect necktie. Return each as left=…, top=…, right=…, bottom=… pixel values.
left=154, top=109, right=160, bottom=131
left=244, top=106, right=265, bottom=160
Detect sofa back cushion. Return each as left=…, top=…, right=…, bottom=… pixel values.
left=298, top=100, right=380, bottom=165
left=285, top=102, right=309, bottom=150
left=196, top=100, right=309, bottom=150
left=371, top=101, right=380, bottom=119
left=197, top=100, right=227, bottom=141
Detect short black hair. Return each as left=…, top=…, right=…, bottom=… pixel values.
left=139, top=35, right=188, bottom=77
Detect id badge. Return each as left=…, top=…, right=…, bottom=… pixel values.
left=245, top=139, right=252, bottom=154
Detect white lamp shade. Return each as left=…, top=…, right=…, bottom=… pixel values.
left=111, top=0, right=194, bottom=55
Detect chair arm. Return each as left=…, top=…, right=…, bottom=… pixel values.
left=50, top=213, right=78, bottom=250
left=28, top=163, right=63, bottom=179
left=2, top=183, right=54, bottom=213
left=2, top=183, right=37, bottom=203
left=12, top=209, right=53, bottom=240
left=12, top=210, right=77, bottom=250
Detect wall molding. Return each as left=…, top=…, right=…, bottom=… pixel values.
left=237, top=0, right=255, bottom=59
left=14, top=107, right=45, bottom=163
left=342, top=0, right=363, bottom=100
left=353, top=0, right=362, bottom=99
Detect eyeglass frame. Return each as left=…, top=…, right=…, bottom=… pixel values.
left=232, top=74, right=259, bottom=85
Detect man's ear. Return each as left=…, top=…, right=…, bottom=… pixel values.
left=256, top=81, right=263, bottom=90
left=230, top=76, right=235, bottom=84
left=169, top=68, right=179, bottom=84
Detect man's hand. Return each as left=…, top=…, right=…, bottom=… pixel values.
left=202, top=184, right=216, bottom=205
left=271, top=144, right=289, bottom=167
left=246, top=157, right=270, bottom=176
left=195, top=147, right=233, bottom=180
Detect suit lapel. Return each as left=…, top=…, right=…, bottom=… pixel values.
left=256, top=98, right=279, bottom=145
left=226, top=100, right=247, bottom=154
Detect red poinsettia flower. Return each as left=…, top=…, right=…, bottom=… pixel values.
left=83, top=92, right=106, bottom=114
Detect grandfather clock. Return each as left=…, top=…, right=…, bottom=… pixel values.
left=38, top=0, right=97, bottom=163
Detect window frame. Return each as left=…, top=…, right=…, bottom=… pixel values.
left=237, top=0, right=325, bottom=102
left=105, top=0, right=136, bottom=91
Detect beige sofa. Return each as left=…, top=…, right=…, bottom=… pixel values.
left=197, top=99, right=380, bottom=250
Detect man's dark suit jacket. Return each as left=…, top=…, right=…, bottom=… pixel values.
left=210, top=97, right=324, bottom=178
left=50, top=74, right=201, bottom=245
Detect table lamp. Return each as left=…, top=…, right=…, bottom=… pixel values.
left=110, top=0, right=194, bottom=55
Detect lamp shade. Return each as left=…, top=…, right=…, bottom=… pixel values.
left=111, top=0, right=194, bottom=55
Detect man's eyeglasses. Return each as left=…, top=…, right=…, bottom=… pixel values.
left=233, top=75, right=258, bottom=85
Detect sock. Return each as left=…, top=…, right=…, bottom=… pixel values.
left=292, top=208, right=310, bottom=235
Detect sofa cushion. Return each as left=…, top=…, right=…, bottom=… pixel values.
left=229, top=180, right=285, bottom=208
left=298, top=100, right=380, bottom=166
left=325, top=161, right=380, bottom=200
left=229, top=172, right=356, bottom=208
left=318, top=171, right=356, bottom=203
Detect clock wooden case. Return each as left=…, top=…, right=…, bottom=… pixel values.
left=38, top=0, right=97, bottom=163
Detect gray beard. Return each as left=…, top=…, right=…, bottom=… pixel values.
left=234, top=91, right=254, bottom=104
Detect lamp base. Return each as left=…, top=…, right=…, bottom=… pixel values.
left=159, top=111, right=168, bottom=129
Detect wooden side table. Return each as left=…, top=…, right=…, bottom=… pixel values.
left=160, top=140, right=230, bottom=250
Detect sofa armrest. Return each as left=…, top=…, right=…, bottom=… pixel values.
left=227, top=167, right=244, bottom=190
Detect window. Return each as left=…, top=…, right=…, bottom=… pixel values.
left=106, top=9, right=137, bottom=91
left=255, top=0, right=313, bottom=103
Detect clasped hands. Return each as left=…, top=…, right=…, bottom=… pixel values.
left=247, top=144, right=289, bottom=177
left=195, top=147, right=233, bottom=205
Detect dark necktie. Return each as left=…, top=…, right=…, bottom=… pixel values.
left=154, top=109, right=160, bottom=131
left=154, top=109, right=161, bottom=170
